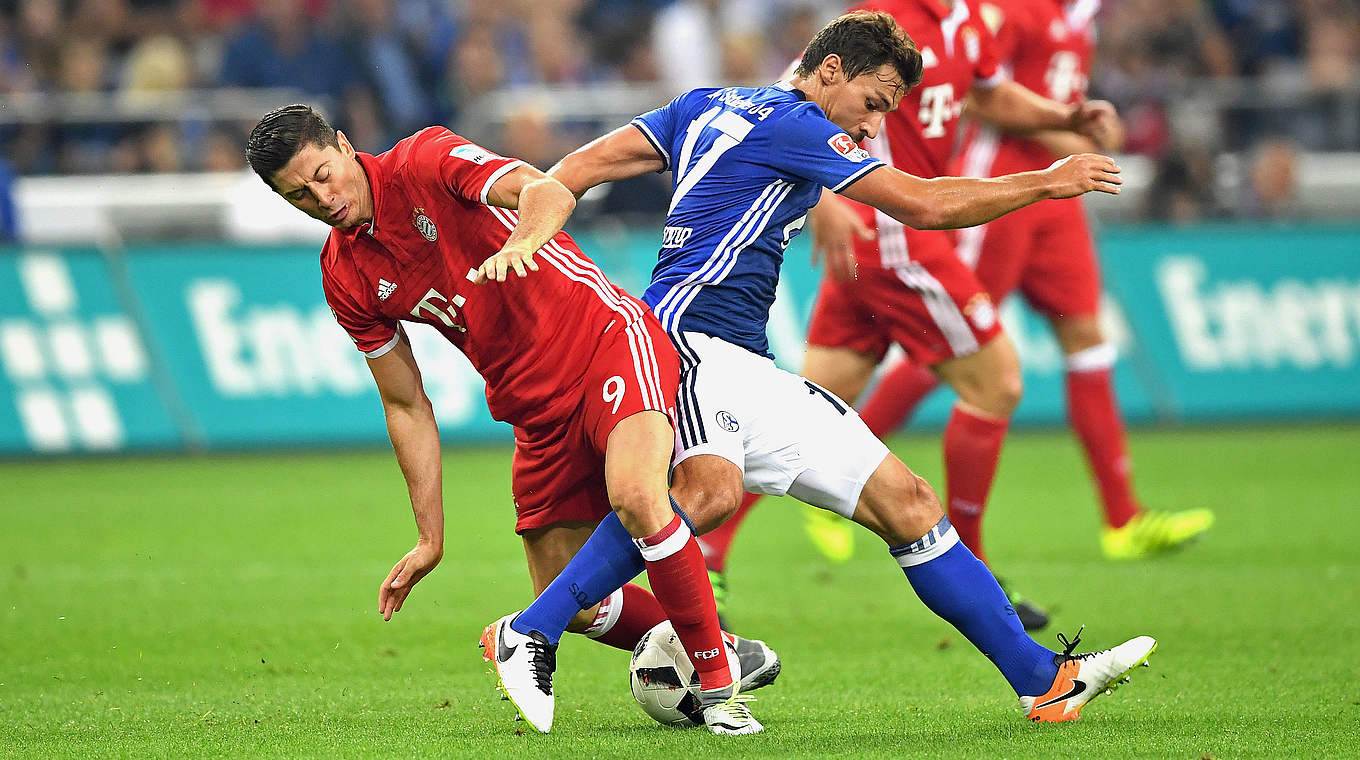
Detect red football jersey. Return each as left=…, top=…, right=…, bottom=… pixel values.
left=849, top=0, right=1005, bottom=268
left=321, top=127, right=657, bottom=430
left=957, top=0, right=1097, bottom=177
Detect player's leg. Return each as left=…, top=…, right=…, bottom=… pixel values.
left=603, top=410, right=739, bottom=699
left=1052, top=314, right=1215, bottom=558
left=1023, top=202, right=1212, bottom=559
left=855, top=358, right=941, bottom=438
left=771, top=364, right=1155, bottom=718
left=519, top=521, right=665, bottom=650
left=776, top=372, right=1058, bottom=696
left=930, top=332, right=1022, bottom=566
left=795, top=344, right=882, bottom=562
left=847, top=448, right=1156, bottom=720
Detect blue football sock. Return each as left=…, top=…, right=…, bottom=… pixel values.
left=892, top=517, right=1059, bottom=696
left=511, top=511, right=644, bottom=644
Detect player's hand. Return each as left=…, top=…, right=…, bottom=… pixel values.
left=1072, top=100, right=1124, bottom=153
left=378, top=541, right=443, bottom=621
left=1043, top=153, right=1123, bottom=198
left=474, top=243, right=540, bottom=284
left=809, top=192, right=871, bottom=282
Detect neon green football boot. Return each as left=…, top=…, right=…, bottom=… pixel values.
left=802, top=504, right=856, bottom=563
left=1101, top=508, right=1215, bottom=560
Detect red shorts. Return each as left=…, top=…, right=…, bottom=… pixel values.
left=954, top=196, right=1101, bottom=319
left=510, top=312, right=679, bottom=533
left=806, top=249, right=1004, bottom=366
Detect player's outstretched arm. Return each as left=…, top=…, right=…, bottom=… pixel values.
left=368, top=333, right=445, bottom=621
left=476, top=165, right=578, bottom=283
left=549, top=125, right=666, bottom=198
left=967, top=80, right=1124, bottom=152
left=841, top=154, right=1121, bottom=231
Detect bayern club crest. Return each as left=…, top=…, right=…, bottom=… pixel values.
left=412, top=207, right=438, bottom=242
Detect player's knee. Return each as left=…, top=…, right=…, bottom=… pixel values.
left=993, top=370, right=1023, bottom=415
left=859, top=460, right=943, bottom=545
left=891, top=472, right=943, bottom=543
left=608, top=480, right=664, bottom=522
left=671, top=481, right=741, bottom=535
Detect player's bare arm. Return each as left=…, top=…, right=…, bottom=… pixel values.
left=1025, top=129, right=1102, bottom=160
left=368, top=332, right=446, bottom=621
left=839, top=154, right=1121, bottom=231
left=966, top=81, right=1122, bottom=151
left=549, top=125, right=667, bottom=198
left=474, top=165, right=578, bottom=284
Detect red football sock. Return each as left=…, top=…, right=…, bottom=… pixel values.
left=583, top=583, right=666, bottom=652
left=635, top=515, right=731, bottom=691
left=858, top=360, right=940, bottom=438
left=698, top=491, right=762, bottom=573
left=1066, top=364, right=1140, bottom=529
left=943, top=404, right=1010, bottom=565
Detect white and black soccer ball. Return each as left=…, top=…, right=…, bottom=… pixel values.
left=628, top=620, right=740, bottom=727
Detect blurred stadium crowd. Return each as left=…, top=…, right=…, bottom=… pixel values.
left=0, top=0, right=1356, bottom=224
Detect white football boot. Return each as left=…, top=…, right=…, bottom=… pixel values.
left=1019, top=626, right=1157, bottom=722
left=479, top=612, right=558, bottom=733
left=699, top=686, right=764, bottom=735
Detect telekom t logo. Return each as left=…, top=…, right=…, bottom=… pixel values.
left=1045, top=52, right=1087, bottom=103
left=918, top=84, right=956, bottom=139
left=410, top=287, right=467, bottom=332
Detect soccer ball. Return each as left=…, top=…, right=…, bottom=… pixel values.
left=628, top=620, right=740, bottom=727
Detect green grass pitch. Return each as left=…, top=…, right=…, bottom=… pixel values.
left=2, top=425, right=1357, bottom=759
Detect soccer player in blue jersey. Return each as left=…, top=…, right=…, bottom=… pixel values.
left=490, top=10, right=1156, bottom=728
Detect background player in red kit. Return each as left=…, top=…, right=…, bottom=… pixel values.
left=244, top=105, right=762, bottom=735
left=701, top=0, right=1122, bottom=630
left=857, top=0, right=1214, bottom=561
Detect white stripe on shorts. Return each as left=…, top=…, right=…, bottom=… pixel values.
left=895, top=262, right=980, bottom=356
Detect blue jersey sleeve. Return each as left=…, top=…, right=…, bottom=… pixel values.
left=631, top=98, right=681, bottom=172
left=766, top=108, right=884, bottom=193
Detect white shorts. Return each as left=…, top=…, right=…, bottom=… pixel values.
left=670, top=332, right=890, bottom=518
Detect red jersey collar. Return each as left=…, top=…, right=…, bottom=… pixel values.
left=353, top=151, right=383, bottom=236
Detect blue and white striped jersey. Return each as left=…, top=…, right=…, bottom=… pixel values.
left=631, top=81, right=885, bottom=358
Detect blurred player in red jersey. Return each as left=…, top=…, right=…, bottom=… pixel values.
left=858, top=0, right=1214, bottom=562
left=245, top=105, right=765, bottom=735
left=700, top=0, right=1124, bottom=631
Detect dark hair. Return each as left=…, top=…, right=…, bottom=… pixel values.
left=245, top=104, right=340, bottom=187
left=795, top=11, right=924, bottom=91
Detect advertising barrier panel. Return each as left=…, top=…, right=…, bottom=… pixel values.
left=0, top=224, right=1356, bottom=454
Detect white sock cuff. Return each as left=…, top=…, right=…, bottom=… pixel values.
left=1066, top=342, right=1117, bottom=373
left=892, top=522, right=961, bottom=568
left=583, top=588, right=624, bottom=639
left=634, top=519, right=692, bottom=561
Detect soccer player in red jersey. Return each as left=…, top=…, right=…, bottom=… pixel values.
left=700, top=0, right=1123, bottom=630
left=244, top=105, right=763, bottom=734
left=859, top=0, right=1214, bottom=561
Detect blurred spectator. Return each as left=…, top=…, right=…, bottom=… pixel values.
left=341, top=0, right=435, bottom=142
left=0, top=156, right=18, bottom=241
left=201, top=127, right=248, bottom=172
left=1301, top=0, right=1359, bottom=92
left=496, top=102, right=569, bottom=170
left=140, top=122, right=184, bottom=173
left=1210, top=0, right=1302, bottom=76
left=1238, top=137, right=1300, bottom=219
left=650, top=0, right=767, bottom=93
left=120, top=34, right=193, bottom=102
left=217, top=0, right=354, bottom=98
left=1144, top=141, right=1221, bottom=224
